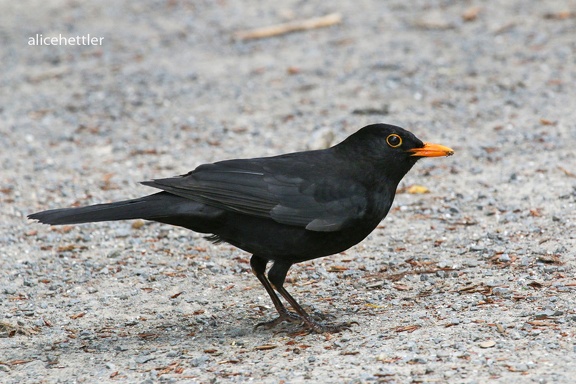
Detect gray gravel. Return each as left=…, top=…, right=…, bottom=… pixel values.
left=2, top=0, right=576, bottom=383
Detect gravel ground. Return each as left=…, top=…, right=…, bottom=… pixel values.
left=2, top=0, right=576, bottom=383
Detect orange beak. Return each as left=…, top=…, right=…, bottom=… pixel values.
left=409, top=142, right=454, bottom=158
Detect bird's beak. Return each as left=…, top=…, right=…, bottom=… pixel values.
left=409, top=142, right=454, bottom=158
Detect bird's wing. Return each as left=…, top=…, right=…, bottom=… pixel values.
left=141, top=157, right=368, bottom=232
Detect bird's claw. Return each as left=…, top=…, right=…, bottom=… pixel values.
left=308, top=320, right=358, bottom=334
left=255, top=311, right=358, bottom=334
left=254, top=310, right=302, bottom=330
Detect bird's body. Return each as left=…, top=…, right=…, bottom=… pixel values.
left=29, top=124, right=453, bottom=332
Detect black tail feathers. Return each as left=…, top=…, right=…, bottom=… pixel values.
left=28, top=192, right=187, bottom=225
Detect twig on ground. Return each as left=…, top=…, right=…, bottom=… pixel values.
left=233, top=13, right=342, bottom=40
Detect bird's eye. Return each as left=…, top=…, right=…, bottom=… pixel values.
left=386, top=134, right=402, bottom=148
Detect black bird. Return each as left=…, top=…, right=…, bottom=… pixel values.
left=29, top=124, right=453, bottom=332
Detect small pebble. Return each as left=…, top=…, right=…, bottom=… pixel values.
left=87, top=286, right=98, bottom=294
left=135, top=354, right=156, bottom=364
left=479, top=340, right=496, bottom=348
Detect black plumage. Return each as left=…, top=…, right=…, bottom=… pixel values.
left=29, top=123, right=453, bottom=332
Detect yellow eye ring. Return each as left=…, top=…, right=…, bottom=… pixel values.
left=386, top=134, right=402, bottom=148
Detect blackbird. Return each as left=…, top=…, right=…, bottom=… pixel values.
left=29, top=123, right=453, bottom=332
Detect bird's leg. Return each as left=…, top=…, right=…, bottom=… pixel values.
left=250, top=255, right=301, bottom=329
left=266, top=261, right=353, bottom=333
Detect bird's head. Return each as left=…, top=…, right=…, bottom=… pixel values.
left=336, top=123, right=454, bottom=180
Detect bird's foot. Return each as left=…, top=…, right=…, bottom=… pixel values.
left=306, top=320, right=358, bottom=334
left=254, top=309, right=302, bottom=330
left=255, top=310, right=358, bottom=334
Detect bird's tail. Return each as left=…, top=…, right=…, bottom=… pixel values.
left=28, top=192, right=187, bottom=225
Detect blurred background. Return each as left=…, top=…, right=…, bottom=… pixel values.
left=1, top=1, right=575, bottom=382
